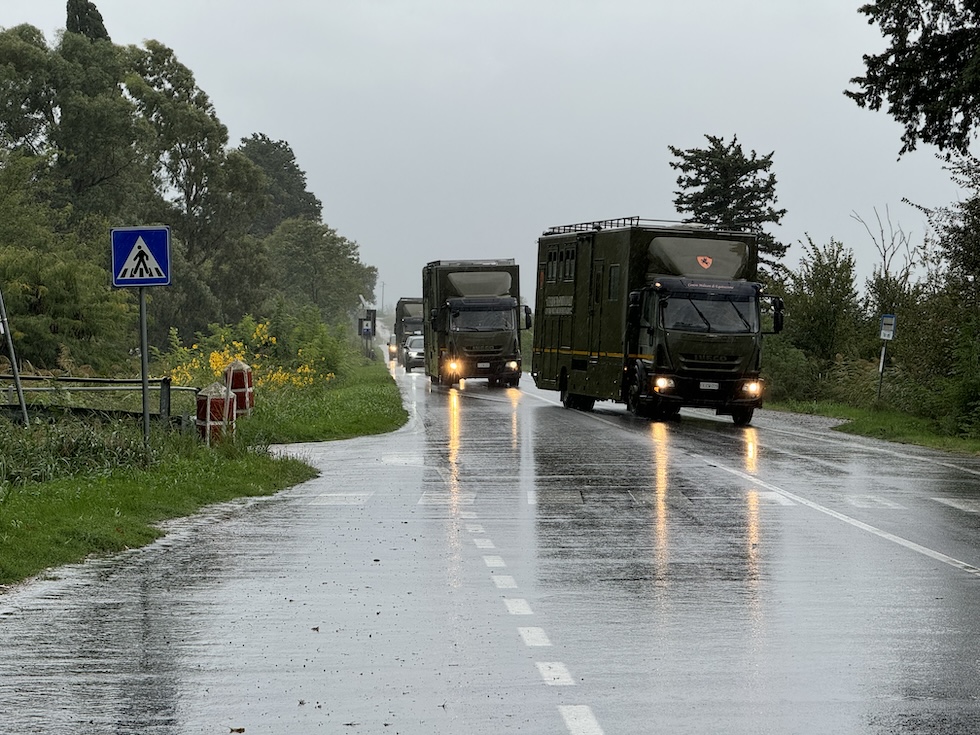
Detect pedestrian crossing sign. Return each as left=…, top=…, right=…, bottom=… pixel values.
left=111, top=226, right=171, bottom=287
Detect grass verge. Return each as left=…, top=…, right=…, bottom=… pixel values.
left=0, top=360, right=408, bottom=588
left=768, top=400, right=980, bottom=455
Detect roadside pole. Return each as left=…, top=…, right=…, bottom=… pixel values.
left=140, top=287, right=150, bottom=446
left=0, top=282, right=29, bottom=424
left=111, top=226, right=171, bottom=450
left=877, top=314, right=896, bottom=404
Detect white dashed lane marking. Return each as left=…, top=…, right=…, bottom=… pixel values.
left=504, top=598, right=533, bottom=615
left=519, top=627, right=552, bottom=646
left=537, top=661, right=575, bottom=686
left=559, top=705, right=605, bottom=735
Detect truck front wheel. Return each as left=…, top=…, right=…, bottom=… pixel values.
left=627, top=381, right=650, bottom=419
left=732, top=407, right=754, bottom=426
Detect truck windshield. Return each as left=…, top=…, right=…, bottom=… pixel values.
left=451, top=310, right=515, bottom=331
left=663, top=294, right=758, bottom=333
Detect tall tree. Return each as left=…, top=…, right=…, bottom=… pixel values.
left=239, top=133, right=322, bottom=237
left=53, top=31, right=157, bottom=227
left=668, top=134, right=788, bottom=270
left=66, top=0, right=110, bottom=42
left=125, top=41, right=268, bottom=338
left=845, top=1, right=980, bottom=156
left=0, top=24, right=63, bottom=155
left=266, top=219, right=377, bottom=325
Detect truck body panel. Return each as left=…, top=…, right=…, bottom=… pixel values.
left=422, top=259, right=528, bottom=387
left=530, top=217, right=781, bottom=425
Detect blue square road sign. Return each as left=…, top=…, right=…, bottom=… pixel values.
left=111, top=226, right=171, bottom=287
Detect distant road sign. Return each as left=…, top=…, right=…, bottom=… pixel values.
left=111, top=226, right=171, bottom=287
left=880, top=313, right=896, bottom=341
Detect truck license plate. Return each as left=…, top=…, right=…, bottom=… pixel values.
left=700, top=381, right=720, bottom=390
left=478, top=362, right=490, bottom=369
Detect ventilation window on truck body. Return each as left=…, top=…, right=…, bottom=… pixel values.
left=608, top=264, right=620, bottom=301
left=564, top=246, right=576, bottom=281
left=546, top=249, right=557, bottom=282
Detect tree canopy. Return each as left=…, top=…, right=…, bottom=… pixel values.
left=845, top=0, right=980, bottom=156
left=668, top=134, right=788, bottom=270
left=0, top=4, right=375, bottom=369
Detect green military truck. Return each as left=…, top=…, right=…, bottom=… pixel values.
left=530, top=217, right=783, bottom=425
left=389, top=297, right=424, bottom=363
left=422, top=259, right=531, bottom=387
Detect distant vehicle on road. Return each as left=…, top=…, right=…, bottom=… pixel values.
left=403, top=335, right=425, bottom=372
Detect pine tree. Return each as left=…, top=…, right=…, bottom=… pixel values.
left=668, top=134, right=788, bottom=270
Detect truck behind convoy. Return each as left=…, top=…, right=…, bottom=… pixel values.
left=422, top=259, right=531, bottom=387
left=531, top=217, right=783, bottom=425
left=389, top=297, right=424, bottom=362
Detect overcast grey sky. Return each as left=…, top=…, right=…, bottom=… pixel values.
left=14, top=0, right=963, bottom=310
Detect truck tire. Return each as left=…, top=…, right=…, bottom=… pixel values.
left=627, top=381, right=650, bottom=419
left=732, top=407, right=754, bottom=426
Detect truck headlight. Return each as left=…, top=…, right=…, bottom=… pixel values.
left=653, top=376, right=675, bottom=392
left=448, top=360, right=460, bottom=373
left=742, top=380, right=762, bottom=396
left=505, top=360, right=519, bottom=371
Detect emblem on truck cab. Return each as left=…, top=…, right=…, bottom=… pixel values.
left=697, top=256, right=713, bottom=269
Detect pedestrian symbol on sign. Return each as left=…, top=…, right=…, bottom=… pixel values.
left=117, top=237, right=165, bottom=280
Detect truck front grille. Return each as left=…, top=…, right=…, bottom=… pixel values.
left=678, top=354, right=742, bottom=374
left=464, top=345, right=505, bottom=357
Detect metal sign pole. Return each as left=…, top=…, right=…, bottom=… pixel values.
left=140, top=286, right=150, bottom=449
left=0, top=283, right=29, bottom=424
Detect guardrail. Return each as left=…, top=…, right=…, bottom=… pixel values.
left=0, top=375, right=199, bottom=424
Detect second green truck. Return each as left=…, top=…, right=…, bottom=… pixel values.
left=423, top=259, right=531, bottom=387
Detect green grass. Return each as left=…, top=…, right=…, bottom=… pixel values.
left=768, top=400, right=980, bottom=455
left=238, top=361, right=409, bottom=444
left=0, top=360, right=408, bottom=588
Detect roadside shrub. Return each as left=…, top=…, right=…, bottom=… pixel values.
left=761, top=335, right=820, bottom=402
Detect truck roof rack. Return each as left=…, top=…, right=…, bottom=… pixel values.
left=541, top=217, right=753, bottom=236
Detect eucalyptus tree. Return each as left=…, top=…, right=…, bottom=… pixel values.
left=668, top=134, right=788, bottom=274
left=266, top=218, right=377, bottom=326
left=124, top=40, right=269, bottom=337
left=240, top=133, right=323, bottom=237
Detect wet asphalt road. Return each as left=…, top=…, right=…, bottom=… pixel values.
left=3, top=365, right=980, bottom=734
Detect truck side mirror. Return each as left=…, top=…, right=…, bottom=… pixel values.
left=763, top=296, right=784, bottom=334
left=523, top=305, right=532, bottom=329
